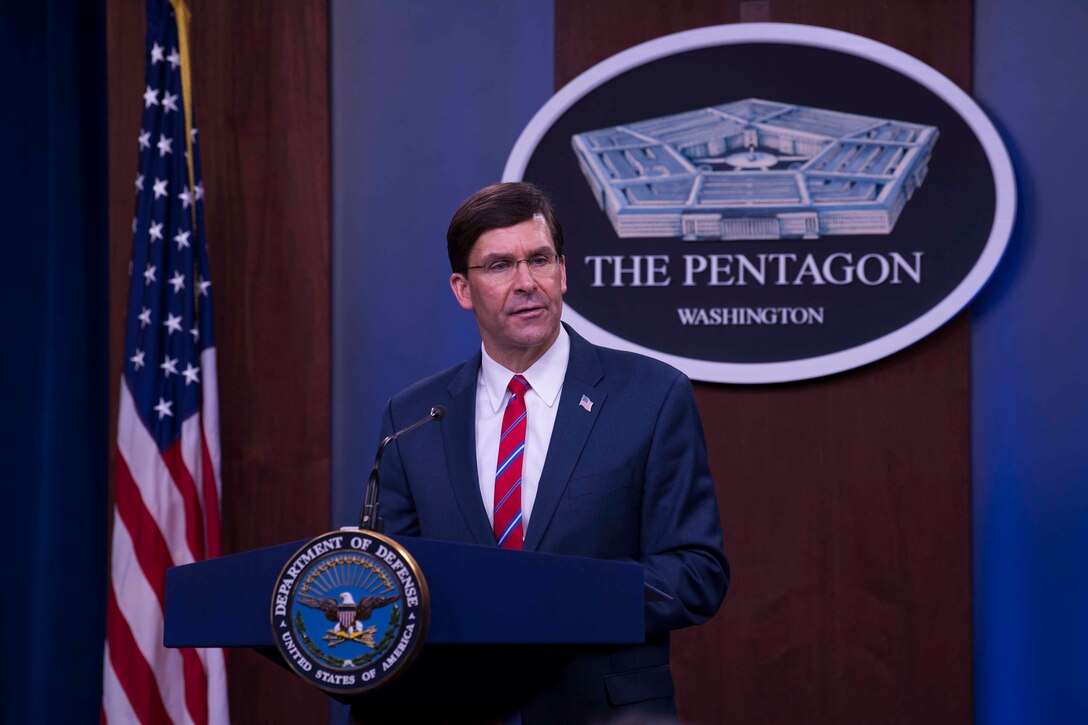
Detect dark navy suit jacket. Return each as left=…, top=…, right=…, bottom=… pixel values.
left=376, top=325, right=728, bottom=723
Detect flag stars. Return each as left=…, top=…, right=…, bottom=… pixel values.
left=168, top=271, right=186, bottom=293
left=126, top=36, right=215, bottom=440
left=162, top=92, right=179, bottom=114
left=153, top=397, right=173, bottom=420
left=182, top=363, right=200, bottom=386
left=163, top=312, right=183, bottom=334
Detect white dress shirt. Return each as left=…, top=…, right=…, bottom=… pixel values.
left=475, top=326, right=570, bottom=531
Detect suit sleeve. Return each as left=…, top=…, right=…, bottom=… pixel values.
left=376, top=400, right=422, bottom=537
left=637, top=373, right=729, bottom=634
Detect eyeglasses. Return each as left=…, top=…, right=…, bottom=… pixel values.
left=464, top=253, right=563, bottom=281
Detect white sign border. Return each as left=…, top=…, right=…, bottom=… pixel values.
left=504, top=23, right=1016, bottom=384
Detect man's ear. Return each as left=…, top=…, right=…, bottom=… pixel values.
left=450, top=273, right=473, bottom=311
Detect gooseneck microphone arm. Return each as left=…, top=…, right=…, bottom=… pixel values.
left=358, top=405, right=447, bottom=532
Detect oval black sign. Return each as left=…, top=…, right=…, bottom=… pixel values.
left=506, top=24, right=1015, bottom=383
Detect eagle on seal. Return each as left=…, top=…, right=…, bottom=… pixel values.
left=298, top=591, right=398, bottom=632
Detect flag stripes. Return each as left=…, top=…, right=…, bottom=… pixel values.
left=117, top=385, right=196, bottom=568
left=161, top=444, right=206, bottom=560
left=102, top=648, right=142, bottom=724
left=106, top=532, right=184, bottom=724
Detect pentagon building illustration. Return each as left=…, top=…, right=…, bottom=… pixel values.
left=571, top=99, right=938, bottom=240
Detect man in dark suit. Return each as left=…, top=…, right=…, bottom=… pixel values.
left=377, top=182, right=728, bottom=723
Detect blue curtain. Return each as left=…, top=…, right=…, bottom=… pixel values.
left=0, top=1, right=108, bottom=721
left=973, top=1, right=1088, bottom=721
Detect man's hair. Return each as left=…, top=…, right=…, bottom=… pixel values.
left=446, top=182, right=564, bottom=273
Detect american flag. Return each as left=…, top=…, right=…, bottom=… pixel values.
left=102, top=1, right=229, bottom=722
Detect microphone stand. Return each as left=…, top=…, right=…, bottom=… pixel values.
left=358, top=405, right=446, bottom=532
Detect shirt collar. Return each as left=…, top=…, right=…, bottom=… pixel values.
left=480, top=326, right=569, bottom=413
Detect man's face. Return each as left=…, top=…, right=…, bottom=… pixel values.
left=449, top=215, right=567, bottom=372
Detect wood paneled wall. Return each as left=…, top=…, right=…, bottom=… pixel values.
left=106, top=1, right=330, bottom=721
left=555, top=1, right=973, bottom=722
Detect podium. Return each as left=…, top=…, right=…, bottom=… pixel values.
left=165, top=533, right=649, bottom=719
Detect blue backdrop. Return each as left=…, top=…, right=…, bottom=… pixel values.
left=0, top=0, right=109, bottom=721
left=330, top=0, right=554, bottom=523
left=972, top=1, right=1088, bottom=720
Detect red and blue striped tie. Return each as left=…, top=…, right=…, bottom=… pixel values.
left=494, top=374, right=528, bottom=550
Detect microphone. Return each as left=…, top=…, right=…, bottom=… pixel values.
left=358, top=404, right=447, bottom=532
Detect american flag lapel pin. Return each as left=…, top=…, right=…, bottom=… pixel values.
left=579, top=394, right=593, bottom=412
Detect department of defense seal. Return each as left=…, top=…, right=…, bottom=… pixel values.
left=270, top=529, right=430, bottom=695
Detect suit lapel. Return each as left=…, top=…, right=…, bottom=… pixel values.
left=523, top=327, right=605, bottom=551
left=442, top=353, right=495, bottom=546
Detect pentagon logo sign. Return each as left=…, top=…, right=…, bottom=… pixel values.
left=271, top=529, right=429, bottom=695
left=505, top=24, right=1016, bottom=384
left=571, top=99, right=938, bottom=241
